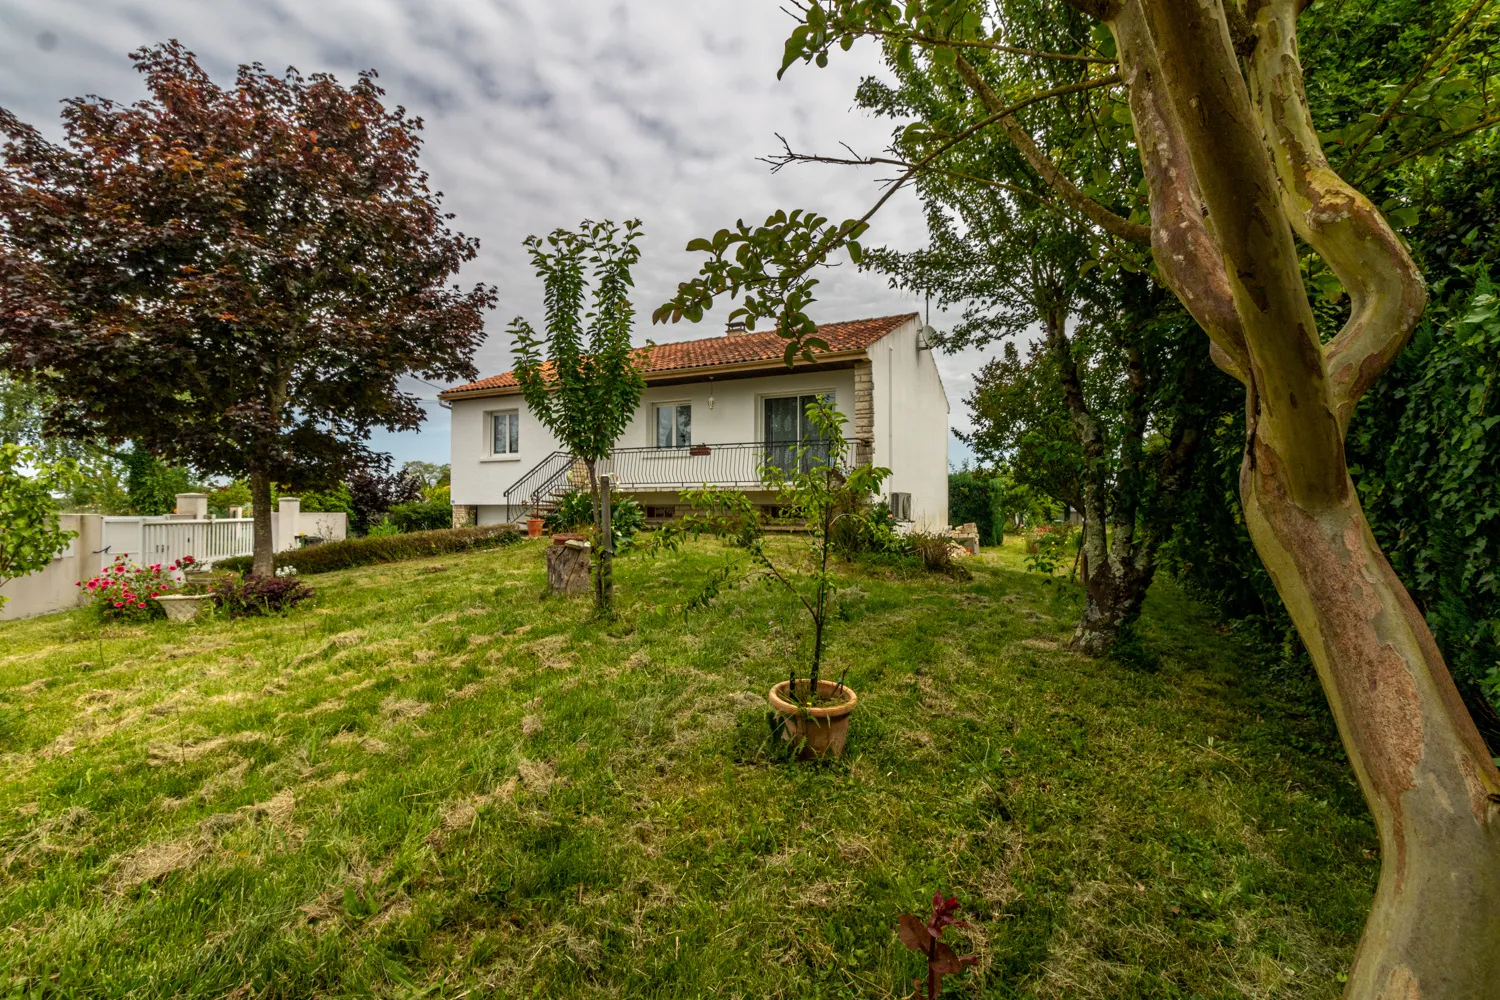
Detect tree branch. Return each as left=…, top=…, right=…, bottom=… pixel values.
left=1141, top=0, right=1347, bottom=505
left=1355, top=114, right=1500, bottom=185
left=763, top=140, right=1056, bottom=207
left=1110, top=0, right=1249, bottom=382
left=1340, top=0, right=1493, bottom=174
left=951, top=53, right=1151, bottom=244
left=1248, top=0, right=1426, bottom=431
left=866, top=26, right=1117, bottom=63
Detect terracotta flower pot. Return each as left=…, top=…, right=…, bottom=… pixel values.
left=767, top=678, right=858, bottom=759
left=527, top=517, right=544, bottom=538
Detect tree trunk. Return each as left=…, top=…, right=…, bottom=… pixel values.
left=1245, top=449, right=1500, bottom=995
left=249, top=468, right=274, bottom=578
left=1121, top=0, right=1500, bottom=991
left=1073, top=552, right=1154, bottom=656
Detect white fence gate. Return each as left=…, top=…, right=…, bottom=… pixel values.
left=100, top=517, right=255, bottom=569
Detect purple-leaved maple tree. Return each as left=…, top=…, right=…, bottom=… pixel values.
left=0, top=41, right=495, bottom=574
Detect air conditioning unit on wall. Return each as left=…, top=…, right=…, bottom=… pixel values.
left=889, top=492, right=912, bottom=522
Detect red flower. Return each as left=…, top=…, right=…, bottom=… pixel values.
left=113, top=601, right=124, bottom=608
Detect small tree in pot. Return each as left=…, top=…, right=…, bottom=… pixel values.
left=654, top=398, right=889, bottom=758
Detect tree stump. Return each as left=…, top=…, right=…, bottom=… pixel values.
left=546, top=543, right=591, bottom=596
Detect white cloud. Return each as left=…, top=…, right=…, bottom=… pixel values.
left=0, top=0, right=997, bottom=468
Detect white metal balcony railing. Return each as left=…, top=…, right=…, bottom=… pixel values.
left=502, top=440, right=852, bottom=513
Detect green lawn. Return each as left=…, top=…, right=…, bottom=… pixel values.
left=0, top=537, right=1376, bottom=999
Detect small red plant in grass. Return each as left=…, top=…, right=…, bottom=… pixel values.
left=896, top=893, right=978, bottom=999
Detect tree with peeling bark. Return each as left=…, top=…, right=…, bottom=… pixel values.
left=0, top=42, right=495, bottom=577
left=661, top=1, right=1500, bottom=993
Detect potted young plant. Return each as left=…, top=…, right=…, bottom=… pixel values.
left=653, top=398, right=889, bottom=758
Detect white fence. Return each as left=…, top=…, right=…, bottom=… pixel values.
left=101, top=517, right=257, bottom=570
left=0, top=495, right=347, bottom=621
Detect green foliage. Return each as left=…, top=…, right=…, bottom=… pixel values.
left=1349, top=265, right=1500, bottom=714
left=947, top=471, right=1007, bottom=546
left=215, top=525, right=521, bottom=576
left=0, top=443, right=80, bottom=609
left=510, top=217, right=648, bottom=609
left=542, top=490, right=646, bottom=552
left=386, top=496, right=454, bottom=534
left=510, top=219, right=647, bottom=469
left=653, top=209, right=869, bottom=361
left=542, top=490, right=596, bottom=535
left=400, top=461, right=451, bottom=490
left=122, top=449, right=194, bottom=517
left=1025, top=523, right=1077, bottom=578
left=296, top=482, right=355, bottom=517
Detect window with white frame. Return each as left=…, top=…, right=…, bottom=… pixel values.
left=489, top=410, right=520, bottom=456
left=655, top=402, right=691, bottom=448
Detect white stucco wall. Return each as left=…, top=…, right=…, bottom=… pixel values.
left=868, top=318, right=950, bottom=530
left=448, top=394, right=565, bottom=508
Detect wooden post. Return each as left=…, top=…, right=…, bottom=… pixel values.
left=599, top=473, right=614, bottom=608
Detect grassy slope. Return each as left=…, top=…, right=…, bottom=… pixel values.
left=0, top=538, right=1375, bottom=999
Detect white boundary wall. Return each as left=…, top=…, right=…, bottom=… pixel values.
left=0, top=496, right=347, bottom=621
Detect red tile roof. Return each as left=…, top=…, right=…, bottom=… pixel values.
left=440, top=314, right=917, bottom=398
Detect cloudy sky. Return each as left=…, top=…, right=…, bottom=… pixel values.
left=0, top=0, right=994, bottom=467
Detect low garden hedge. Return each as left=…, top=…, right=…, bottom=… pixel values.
left=215, top=524, right=523, bottom=575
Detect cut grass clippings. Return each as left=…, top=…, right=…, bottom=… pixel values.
left=0, top=537, right=1376, bottom=998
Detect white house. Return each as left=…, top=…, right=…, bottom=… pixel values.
left=440, top=313, right=949, bottom=530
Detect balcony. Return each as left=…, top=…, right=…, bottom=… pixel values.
left=503, top=440, right=854, bottom=515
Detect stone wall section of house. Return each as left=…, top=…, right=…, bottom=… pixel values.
left=853, top=360, right=875, bottom=466
left=452, top=504, right=479, bottom=529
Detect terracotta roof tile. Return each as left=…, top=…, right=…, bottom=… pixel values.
left=440, top=313, right=916, bottom=398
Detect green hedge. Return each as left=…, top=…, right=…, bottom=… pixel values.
left=215, top=524, right=523, bottom=575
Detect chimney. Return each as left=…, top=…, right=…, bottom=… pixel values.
left=724, top=318, right=749, bottom=337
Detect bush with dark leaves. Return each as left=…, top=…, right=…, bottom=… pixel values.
left=212, top=575, right=315, bottom=617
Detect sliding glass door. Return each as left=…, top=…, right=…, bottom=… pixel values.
left=763, top=393, right=834, bottom=475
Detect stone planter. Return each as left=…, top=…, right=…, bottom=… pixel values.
left=154, top=594, right=213, bottom=622
left=767, top=678, right=858, bottom=759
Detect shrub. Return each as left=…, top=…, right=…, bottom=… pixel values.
left=387, top=496, right=453, bottom=533
left=366, top=521, right=402, bottom=538
left=215, top=524, right=522, bottom=575
left=211, top=575, right=315, bottom=617
left=542, top=490, right=646, bottom=551
left=910, top=532, right=956, bottom=573
left=347, top=467, right=425, bottom=535
left=948, top=472, right=1006, bottom=546
left=78, top=555, right=193, bottom=620
left=1024, top=523, right=1077, bottom=576
left=542, top=489, right=594, bottom=533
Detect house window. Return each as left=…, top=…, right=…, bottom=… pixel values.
left=763, top=392, right=835, bottom=473
left=490, top=410, right=520, bottom=456
left=655, top=402, right=691, bottom=448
